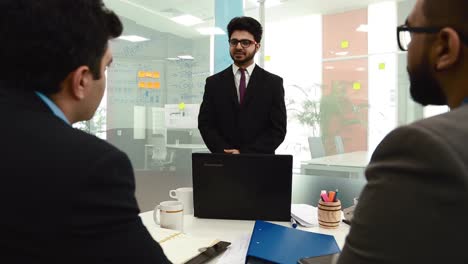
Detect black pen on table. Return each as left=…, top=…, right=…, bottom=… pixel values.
left=342, top=219, right=351, bottom=226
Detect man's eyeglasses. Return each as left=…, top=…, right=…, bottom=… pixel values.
left=229, top=39, right=257, bottom=48
left=397, top=24, right=468, bottom=51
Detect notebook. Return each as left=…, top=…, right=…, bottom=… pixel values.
left=246, top=221, right=340, bottom=264
left=145, top=226, right=229, bottom=264
left=192, top=153, right=292, bottom=221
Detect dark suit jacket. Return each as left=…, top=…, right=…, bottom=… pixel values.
left=198, top=65, right=287, bottom=154
left=337, top=105, right=468, bottom=264
left=0, top=86, right=170, bottom=263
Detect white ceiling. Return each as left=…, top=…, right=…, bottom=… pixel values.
left=104, top=0, right=406, bottom=39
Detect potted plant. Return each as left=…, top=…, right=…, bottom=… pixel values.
left=291, top=81, right=368, bottom=155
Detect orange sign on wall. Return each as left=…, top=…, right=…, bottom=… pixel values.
left=138, top=82, right=160, bottom=89
left=137, top=71, right=161, bottom=89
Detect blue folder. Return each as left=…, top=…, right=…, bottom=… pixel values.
left=246, top=221, right=340, bottom=264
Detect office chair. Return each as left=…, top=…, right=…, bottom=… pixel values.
left=308, top=137, right=326, bottom=159
left=148, top=134, right=175, bottom=171
left=335, top=136, right=345, bottom=154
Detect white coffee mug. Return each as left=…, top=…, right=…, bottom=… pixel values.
left=154, top=201, right=184, bottom=231
left=169, top=187, right=194, bottom=215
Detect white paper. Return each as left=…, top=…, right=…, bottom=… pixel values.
left=216, top=234, right=251, bottom=264
left=164, top=104, right=200, bottom=129
left=133, top=105, right=146, bottom=139
left=291, top=204, right=319, bottom=227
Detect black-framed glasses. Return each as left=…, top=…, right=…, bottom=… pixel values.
left=397, top=24, right=468, bottom=51
left=229, top=39, right=256, bottom=48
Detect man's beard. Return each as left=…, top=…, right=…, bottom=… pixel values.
left=408, top=56, right=447, bottom=106
left=230, top=51, right=255, bottom=65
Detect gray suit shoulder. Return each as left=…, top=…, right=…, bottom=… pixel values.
left=409, top=105, right=468, bottom=141
left=373, top=105, right=468, bottom=178
left=379, top=106, right=468, bottom=152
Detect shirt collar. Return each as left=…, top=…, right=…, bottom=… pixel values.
left=35, top=91, right=70, bottom=125
left=232, top=63, right=256, bottom=75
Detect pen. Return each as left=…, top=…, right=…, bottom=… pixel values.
left=290, top=218, right=298, bottom=229
left=320, top=190, right=327, bottom=202
left=334, top=189, right=339, bottom=202
left=320, top=193, right=330, bottom=202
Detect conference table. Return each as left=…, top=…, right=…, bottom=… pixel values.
left=139, top=211, right=350, bottom=263
left=300, top=151, right=371, bottom=177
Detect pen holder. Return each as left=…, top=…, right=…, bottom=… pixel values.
left=318, top=200, right=341, bottom=229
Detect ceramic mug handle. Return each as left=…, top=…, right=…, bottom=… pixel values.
left=153, top=205, right=161, bottom=225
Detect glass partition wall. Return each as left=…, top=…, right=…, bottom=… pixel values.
left=72, top=0, right=423, bottom=210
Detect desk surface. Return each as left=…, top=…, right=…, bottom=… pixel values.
left=140, top=211, right=350, bottom=262
left=302, top=151, right=371, bottom=168
left=166, top=144, right=208, bottom=150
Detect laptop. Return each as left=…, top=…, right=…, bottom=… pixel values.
left=192, top=153, right=292, bottom=221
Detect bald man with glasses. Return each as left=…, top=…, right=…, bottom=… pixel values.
left=337, top=0, right=468, bottom=263
left=198, top=16, right=287, bottom=154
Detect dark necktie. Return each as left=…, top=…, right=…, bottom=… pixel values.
left=239, top=68, right=246, bottom=105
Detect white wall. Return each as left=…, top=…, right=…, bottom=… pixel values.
left=367, top=1, right=398, bottom=154
left=264, top=15, right=323, bottom=168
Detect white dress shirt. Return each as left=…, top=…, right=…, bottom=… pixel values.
left=232, top=63, right=256, bottom=103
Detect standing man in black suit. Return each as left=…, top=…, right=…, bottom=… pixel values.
left=0, top=0, right=170, bottom=263
left=198, top=16, right=287, bottom=154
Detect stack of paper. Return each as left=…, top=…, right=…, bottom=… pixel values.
left=291, top=204, right=319, bottom=227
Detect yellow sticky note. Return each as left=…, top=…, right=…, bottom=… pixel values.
left=379, top=63, right=386, bottom=70
left=264, top=55, right=271, bottom=62
left=138, top=82, right=145, bottom=88
left=178, top=102, right=186, bottom=110
left=341, top=40, right=349, bottom=49
left=138, top=71, right=145, bottom=78
left=353, top=82, right=361, bottom=90
left=147, top=82, right=160, bottom=89
left=145, top=72, right=153, bottom=78
left=153, top=72, right=160, bottom=78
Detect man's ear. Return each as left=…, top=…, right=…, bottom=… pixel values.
left=434, top=27, right=461, bottom=71
left=69, top=66, right=92, bottom=100
left=254, top=42, right=261, bottom=54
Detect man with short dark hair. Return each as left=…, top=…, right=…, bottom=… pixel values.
left=0, top=1, right=170, bottom=263
left=198, top=16, right=287, bottom=154
left=338, top=0, right=468, bottom=263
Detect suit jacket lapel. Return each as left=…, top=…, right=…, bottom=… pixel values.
left=222, top=67, right=240, bottom=107
left=243, top=66, right=262, bottom=107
